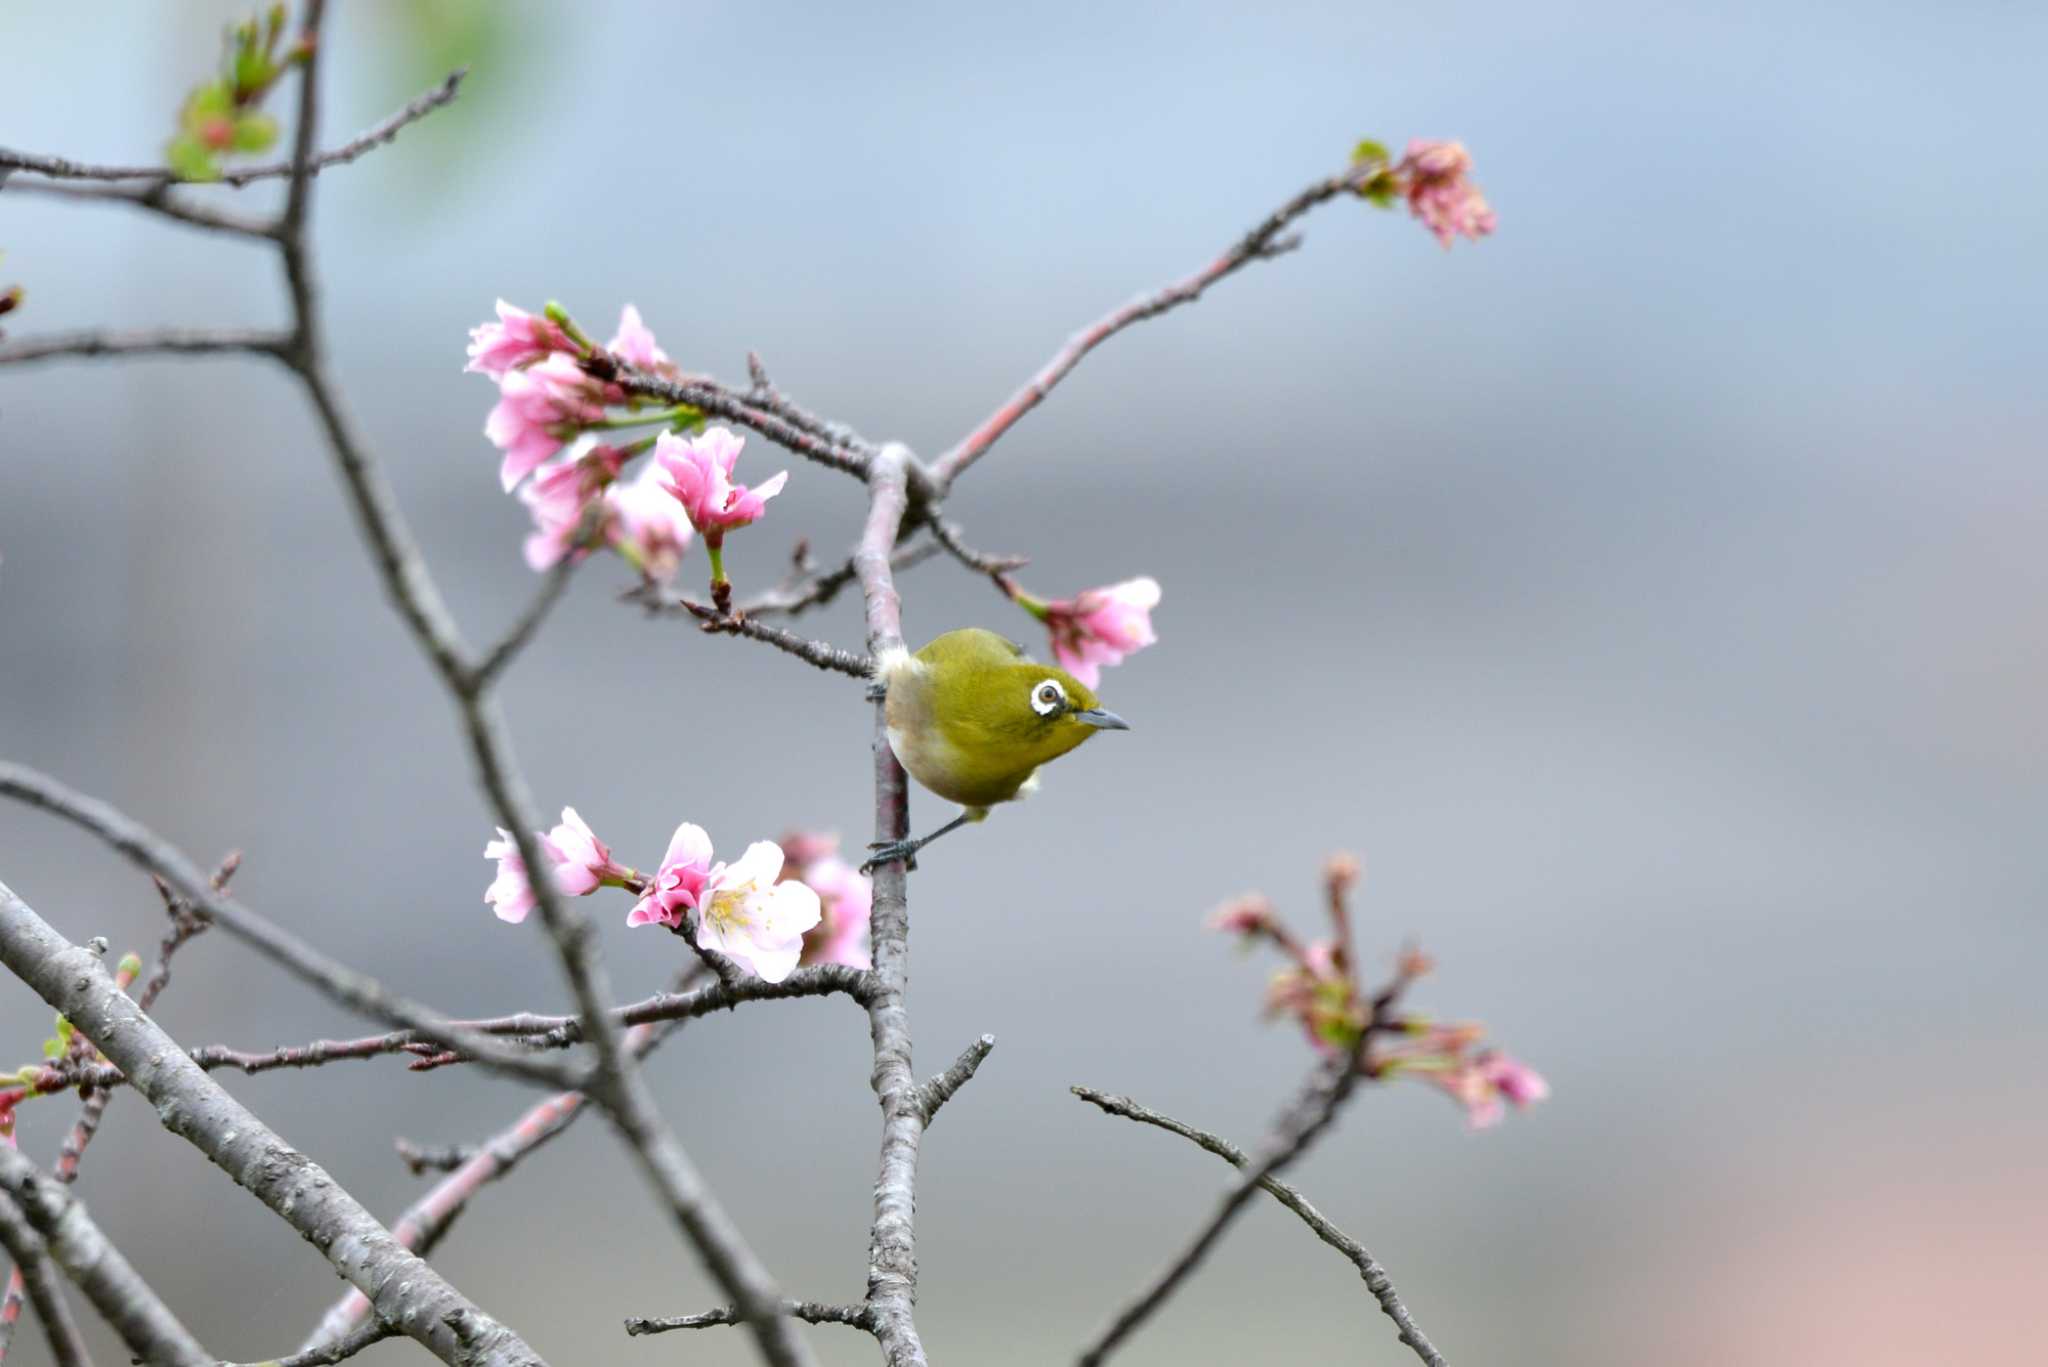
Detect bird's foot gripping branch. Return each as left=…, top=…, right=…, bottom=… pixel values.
left=0, top=4, right=1532, bottom=1362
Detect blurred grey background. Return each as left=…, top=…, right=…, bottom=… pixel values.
left=3, top=1, right=2045, bottom=1363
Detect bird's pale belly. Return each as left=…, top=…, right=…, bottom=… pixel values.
left=887, top=724, right=1034, bottom=808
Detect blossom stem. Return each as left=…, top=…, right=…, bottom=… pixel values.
left=594, top=406, right=693, bottom=431
left=543, top=300, right=596, bottom=355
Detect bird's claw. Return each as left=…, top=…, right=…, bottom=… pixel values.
left=860, top=839, right=919, bottom=874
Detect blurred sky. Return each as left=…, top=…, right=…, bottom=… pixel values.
left=2, top=2, right=2045, bottom=1364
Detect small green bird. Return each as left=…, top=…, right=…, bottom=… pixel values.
left=862, top=627, right=1130, bottom=872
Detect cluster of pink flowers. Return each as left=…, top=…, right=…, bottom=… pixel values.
left=1209, top=858, right=1546, bottom=1130
left=484, top=809, right=833, bottom=983
left=1009, top=575, right=1161, bottom=689
left=466, top=300, right=787, bottom=591
left=1397, top=139, right=1496, bottom=249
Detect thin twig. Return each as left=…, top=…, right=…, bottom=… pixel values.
left=627, top=1301, right=872, bottom=1336
left=0, top=328, right=287, bottom=367
left=678, top=599, right=874, bottom=678
left=1, top=180, right=277, bottom=237
left=0, top=1196, right=92, bottom=1367
left=224, top=1319, right=391, bottom=1367
left=393, top=1140, right=474, bottom=1176
left=1073, top=1087, right=1446, bottom=1367
left=915, top=1034, right=996, bottom=1125
left=1075, top=1057, right=1365, bottom=1366
left=0, top=70, right=465, bottom=186
left=920, top=511, right=1029, bottom=575
left=931, top=164, right=1376, bottom=489
left=0, top=1150, right=209, bottom=1366
left=744, top=350, right=874, bottom=453
left=473, top=554, right=579, bottom=687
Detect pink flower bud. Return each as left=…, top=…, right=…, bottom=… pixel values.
left=466, top=299, right=572, bottom=379
left=1476, top=1050, right=1550, bottom=1108
left=486, top=354, right=613, bottom=492
left=1038, top=576, right=1161, bottom=689
left=538, top=807, right=622, bottom=897
left=655, top=427, right=789, bottom=538
left=483, top=828, right=538, bottom=924
left=1398, top=139, right=1496, bottom=249
left=1206, top=893, right=1275, bottom=937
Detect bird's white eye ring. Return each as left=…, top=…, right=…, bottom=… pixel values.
left=1030, top=678, right=1066, bottom=716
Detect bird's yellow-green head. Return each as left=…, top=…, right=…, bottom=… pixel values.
left=883, top=628, right=1129, bottom=809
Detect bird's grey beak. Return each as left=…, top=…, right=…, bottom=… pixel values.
left=1072, top=707, right=1130, bottom=731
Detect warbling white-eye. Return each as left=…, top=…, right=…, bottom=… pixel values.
left=862, top=628, right=1130, bottom=871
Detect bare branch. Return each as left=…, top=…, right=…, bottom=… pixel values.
left=931, top=164, right=1372, bottom=489
left=678, top=599, right=874, bottom=678
left=0, top=180, right=276, bottom=238
left=627, top=1301, right=872, bottom=1336
left=0, top=1150, right=210, bottom=1366
left=921, top=511, right=1029, bottom=576
left=744, top=351, right=875, bottom=453
left=915, top=1034, right=996, bottom=1125
left=473, top=555, right=578, bottom=687
left=0, top=883, right=546, bottom=1365
left=1075, top=1058, right=1365, bottom=1367
left=0, top=70, right=465, bottom=186
left=1072, top=1087, right=1446, bottom=1367
left=226, top=1320, right=392, bottom=1367
left=394, top=1140, right=475, bottom=1176
left=0, top=763, right=582, bottom=1090
left=0, top=1196, right=92, bottom=1367
left=852, top=442, right=933, bottom=1367
left=0, top=328, right=287, bottom=367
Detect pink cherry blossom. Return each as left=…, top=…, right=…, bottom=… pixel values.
left=466, top=299, right=571, bottom=378
left=1477, top=1050, right=1550, bottom=1108
left=1040, top=576, right=1161, bottom=688
left=483, top=828, right=538, bottom=924
left=788, top=841, right=873, bottom=971
left=1206, top=893, right=1276, bottom=938
left=486, top=354, right=613, bottom=492
left=694, top=841, right=822, bottom=982
left=627, top=822, right=715, bottom=930
left=1399, top=139, right=1496, bottom=249
left=655, top=427, right=789, bottom=539
left=519, top=441, right=625, bottom=571
left=606, top=456, right=695, bottom=585
left=538, top=807, right=625, bottom=897
left=607, top=304, right=672, bottom=373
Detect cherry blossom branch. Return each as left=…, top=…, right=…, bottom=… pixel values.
left=915, top=1034, right=997, bottom=1125
left=851, top=442, right=938, bottom=1367
left=0, top=763, right=582, bottom=1090
left=394, top=1140, right=474, bottom=1175
left=0, top=69, right=465, bottom=185
left=930, top=162, right=1380, bottom=490
left=0, top=1197, right=91, bottom=1367
left=0, top=882, right=545, bottom=1365
left=268, top=17, right=815, bottom=1362
left=732, top=537, right=941, bottom=620
left=605, top=365, right=871, bottom=479
left=0, top=327, right=288, bottom=367
left=919, top=510, right=1028, bottom=576
left=1076, top=1056, right=1365, bottom=1367
left=627, top=1301, right=872, bottom=1336
left=1072, top=1086, right=1446, bottom=1367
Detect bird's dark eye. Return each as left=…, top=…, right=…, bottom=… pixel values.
left=1030, top=678, right=1065, bottom=717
